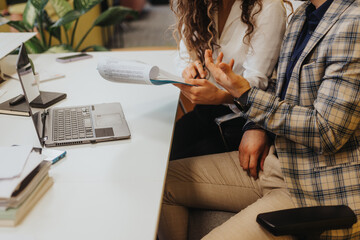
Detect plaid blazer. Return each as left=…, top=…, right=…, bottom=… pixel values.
left=244, top=0, right=360, bottom=238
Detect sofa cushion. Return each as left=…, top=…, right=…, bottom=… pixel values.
left=188, top=209, right=235, bottom=239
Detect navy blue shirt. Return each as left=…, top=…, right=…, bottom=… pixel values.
left=280, top=0, right=333, bottom=100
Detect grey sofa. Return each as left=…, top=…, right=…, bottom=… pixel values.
left=188, top=209, right=235, bottom=239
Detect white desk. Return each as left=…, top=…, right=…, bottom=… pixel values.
left=0, top=51, right=180, bottom=240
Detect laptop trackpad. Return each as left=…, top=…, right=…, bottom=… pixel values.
left=94, top=113, right=122, bottom=137
left=95, top=128, right=114, bottom=137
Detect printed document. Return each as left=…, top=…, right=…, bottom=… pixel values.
left=97, top=57, right=192, bottom=86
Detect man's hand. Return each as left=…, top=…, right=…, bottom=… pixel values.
left=205, top=49, right=251, bottom=98
left=174, top=79, right=233, bottom=105
left=239, top=129, right=270, bottom=179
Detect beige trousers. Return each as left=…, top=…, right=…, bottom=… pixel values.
left=158, top=146, right=296, bottom=240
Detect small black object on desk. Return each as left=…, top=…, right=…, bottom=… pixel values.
left=28, top=91, right=67, bottom=108
left=8, top=92, right=67, bottom=109
left=9, top=94, right=25, bottom=106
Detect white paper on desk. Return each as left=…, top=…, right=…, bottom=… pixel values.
left=0, top=33, right=37, bottom=60
left=0, top=233, right=35, bottom=240
left=0, top=150, right=45, bottom=199
left=0, top=58, right=65, bottom=84
left=0, top=146, right=33, bottom=179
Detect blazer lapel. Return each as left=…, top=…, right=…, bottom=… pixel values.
left=275, top=2, right=309, bottom=96
left=287, top=0, right=356, bottom=99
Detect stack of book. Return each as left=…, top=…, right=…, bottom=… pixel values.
left=0, top=146, right=53, bottom=227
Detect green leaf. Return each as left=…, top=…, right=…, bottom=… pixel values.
left=45, top=44, right=74, bottom=53
left=22, top=1, right=37, bottom=29
left=6, top=21, right=30, bottom=32
left=25, top=37, right=46, bottom=53
left=81, top=45, right=108, bottom=52
left=49, top=0, right=73, bottom=30
left=30, top=0, right=50, bottom=11
left=93, top=6, right=138, bottom=27
left=73, top=0, right=102, bottom=14
left=42, top=11, right=61, bottom=41
left=50, top=10, right=82, bottom=28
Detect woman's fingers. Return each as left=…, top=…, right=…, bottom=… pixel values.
left=229, top=59, right=235, bottom=70
left=205, top=49, right=215, bottom=68
left=189, top=64, right=198, bottom=78
left=194, top=61, right=206, bottom=78
left=216, top=52, right=224, bottom=66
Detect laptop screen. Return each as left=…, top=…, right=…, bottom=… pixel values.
left=16, top=44, right=40, bottom=103
left=16, top=43, right=44, bottom=146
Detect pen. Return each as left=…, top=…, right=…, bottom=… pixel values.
left=31, top=73, right=65, bottom=85
left=193, top=63, right=205, bottom=79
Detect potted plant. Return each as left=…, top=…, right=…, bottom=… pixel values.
left=0, top=0, right=138, bottom=53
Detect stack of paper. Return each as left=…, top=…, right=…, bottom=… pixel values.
left=0, top=146, right=53, bottom=227
left=0, top=33, right=37, bottom=60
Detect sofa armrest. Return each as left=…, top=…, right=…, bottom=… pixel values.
left=256, top=205, right=357, bottom=237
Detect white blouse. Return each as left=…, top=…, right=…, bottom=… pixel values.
left=175, top=0, right=287, bottom=92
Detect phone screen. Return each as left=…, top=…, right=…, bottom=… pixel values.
left=56, top=53, right=92, bottom=63
left=58, top=53, right=89, bottom=60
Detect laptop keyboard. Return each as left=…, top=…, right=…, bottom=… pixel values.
left=53, top=106, right=94, bottom=141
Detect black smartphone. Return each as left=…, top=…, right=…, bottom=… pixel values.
left=56, top=53, right=92, bottom=63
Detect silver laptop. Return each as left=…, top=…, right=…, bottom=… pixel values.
left=16, top=43, right=131, bottom=147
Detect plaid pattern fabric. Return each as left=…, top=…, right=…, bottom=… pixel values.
left=245, top=0, right=360, bottom=238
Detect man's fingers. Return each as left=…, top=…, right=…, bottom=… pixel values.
left=260, top=154, right=266, bottom=171
left=260, top=145, right=270, bottom=170
left=249, top=155, right=258, bottom=179
left=239, top=152, right=244, bottom=168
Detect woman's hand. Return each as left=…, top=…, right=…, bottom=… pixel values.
left=182, top=60, right=207, bottom=80
left=205, top=50, right=251, bottom=98
left=174, top=79, right=233, bottom=105
left=175, top=57, right=233, bottom=105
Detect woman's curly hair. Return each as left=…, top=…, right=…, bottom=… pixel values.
left=170, top=0, right=292, bottom=64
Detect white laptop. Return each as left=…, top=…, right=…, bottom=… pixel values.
left=17, top=43, right=131, bottom=147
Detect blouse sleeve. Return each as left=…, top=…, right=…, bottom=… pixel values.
left=242, top=0, right=287, bottom=90
left=174, top=39, right=192, bottom=77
